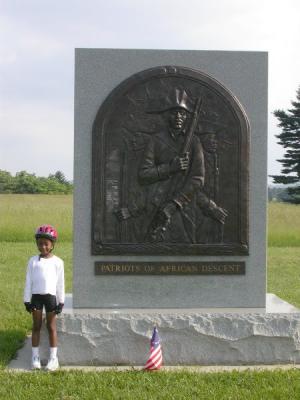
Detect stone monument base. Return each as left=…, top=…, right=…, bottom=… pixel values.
left=9, top=294, right=300, bottom=368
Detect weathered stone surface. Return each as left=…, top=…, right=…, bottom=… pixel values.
left=55, top=311, right=300, bottom=365
left=8, top=294, right=300, bottom=369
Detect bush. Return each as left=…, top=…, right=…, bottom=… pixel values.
left=0, top=170, right=73, bottom=194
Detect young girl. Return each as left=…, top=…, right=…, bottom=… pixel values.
left=24, top=224, right=65, bottom=371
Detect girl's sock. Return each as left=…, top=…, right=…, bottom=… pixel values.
left=32, top=347, right=39, bottom=358
left=50, top=347, right=57, bottom=358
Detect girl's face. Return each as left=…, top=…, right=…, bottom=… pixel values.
left=36, top=238, right=53, bottom=257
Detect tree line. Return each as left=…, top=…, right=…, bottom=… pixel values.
left=0, top=170, right=73, bottom=194
left=268, top=186, right=293, bottom=202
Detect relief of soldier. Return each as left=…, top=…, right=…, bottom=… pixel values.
left=196, top=131, right=228, bottom=243
left=93, top=67, right=249, bottom=255
left=115, top=88, right=228, bottom=244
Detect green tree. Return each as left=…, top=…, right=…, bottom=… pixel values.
left=48, top=171, right=72, bottom=193
left=49, top=170, right=68, bottom=185
left=46, top=176, right=70, bottom=194
left=14, top=171, right=40, bottom=194
left=0, top=170, right=15, bottom=193
left=268, top=185, right=292, bottom=202
left=0, top=170, right=73, bottom=194
left=272, top=86, right=300, bottom=203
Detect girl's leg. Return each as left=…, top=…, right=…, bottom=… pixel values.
left=46, top=312, right=57, bottom=347
left=32, top=310, right=43, bottom=347
left=45, top=312, right=59, bottom=370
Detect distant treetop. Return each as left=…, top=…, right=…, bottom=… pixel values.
left=0, top=170, right=73, bottom=194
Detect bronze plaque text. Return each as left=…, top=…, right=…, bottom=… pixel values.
left=95, top=261, right=245, bottom=275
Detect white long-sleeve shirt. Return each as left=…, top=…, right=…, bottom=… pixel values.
left=23, top=255, right=65, bottom=304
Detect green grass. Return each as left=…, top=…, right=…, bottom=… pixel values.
left=268, top=247, right=300, bottom=307
left=1, top=195, right=300, bottom=398
left=0, top=194, right=73, bottom=242
left=0, top=369, right=300, bottom=399
left=268, top=202, right=300, bottom=247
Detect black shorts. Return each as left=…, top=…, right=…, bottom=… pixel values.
left=31, top=294, right=57, bottom=313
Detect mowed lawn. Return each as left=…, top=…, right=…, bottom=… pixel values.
left=1, top=195, right=300, bottom=399
left=268, top=202, right=300, bottom=247
left=0, top=194, right=72, bottom=242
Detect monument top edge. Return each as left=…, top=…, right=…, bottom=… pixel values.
left=75, top=48, right=268, bottom=56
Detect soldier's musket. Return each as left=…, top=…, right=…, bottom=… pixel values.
left=147, top=97, right=203, bottom=242
left=181, top=97, right=203, bottom=155
left=213, top=152, right=224, bottom=243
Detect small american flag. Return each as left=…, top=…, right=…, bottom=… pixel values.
left=144, top=326, right=163, bottom=370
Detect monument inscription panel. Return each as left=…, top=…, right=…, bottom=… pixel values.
left=92, top=66, right=249, bottom=255
left=95, top=261, right=245, bottom=275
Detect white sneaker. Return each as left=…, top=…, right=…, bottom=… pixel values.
left=45, top=357, right=59, bottom=371
left=31, top=356, right=41, bottom=370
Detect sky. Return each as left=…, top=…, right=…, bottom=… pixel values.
left=1, top=0, right=300, bottom=182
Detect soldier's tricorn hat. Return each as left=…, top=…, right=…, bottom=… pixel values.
left=146, top=89, right=194, bottom=113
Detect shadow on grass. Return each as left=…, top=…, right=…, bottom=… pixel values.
left=0, top=329, right=27, bottom=367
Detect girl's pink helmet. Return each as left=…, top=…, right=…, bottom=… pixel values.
left=35, top=225, right=58, bottom=242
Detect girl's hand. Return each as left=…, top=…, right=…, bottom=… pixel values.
left=24, top=302, right=32, bottom=313
left=55, top=303, right=64, bottom=314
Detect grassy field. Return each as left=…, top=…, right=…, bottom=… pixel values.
left=1, top=369, right=300, bottom=399
left=0, top=195, right=300, bottom=398
left=0, top=194, right=73, bottom=242
left=268, top=202, right=300, bottom=247
left=268, top=247, right=300, bottom=307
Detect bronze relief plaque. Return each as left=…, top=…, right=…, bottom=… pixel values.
left=92, top=66, right=249, bottom=255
